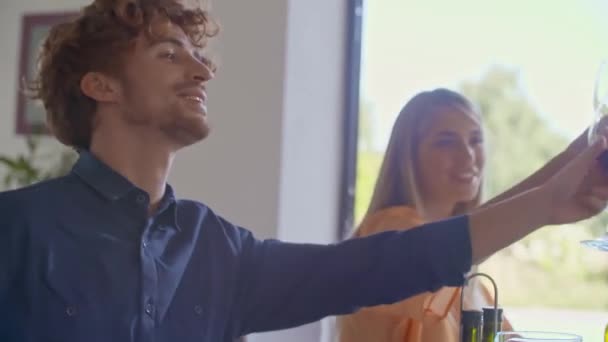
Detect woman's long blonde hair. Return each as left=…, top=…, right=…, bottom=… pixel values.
left=355, top=88, right=483, bottom=236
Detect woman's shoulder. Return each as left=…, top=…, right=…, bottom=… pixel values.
left=358, top=206, right=424, bottom=237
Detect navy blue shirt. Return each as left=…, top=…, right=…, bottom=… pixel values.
left=0, top=151, right=472, bottom=342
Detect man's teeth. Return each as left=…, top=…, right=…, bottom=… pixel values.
left=184, top=96, right=203, bottom=102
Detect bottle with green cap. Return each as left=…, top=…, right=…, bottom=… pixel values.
left=482, top=307, right=503, bottom=342
left=461, top=310, right=483, bottom=342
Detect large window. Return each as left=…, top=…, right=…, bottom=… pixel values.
left=349, top=0, right=608, bottom=340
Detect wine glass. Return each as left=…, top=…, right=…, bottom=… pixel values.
left=494, top=331, right=582, bottom=342
left=580, top=60, right=608, bottom=251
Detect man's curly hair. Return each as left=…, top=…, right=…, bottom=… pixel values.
left=28, top=0, right=218, bottom=150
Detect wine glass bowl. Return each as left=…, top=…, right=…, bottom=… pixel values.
left=581, top=60, right=608, bottom=251
left=494, top=331, right=582, bottom=342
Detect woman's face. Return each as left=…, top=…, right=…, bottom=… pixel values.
left=416, top=106, right=485, bottom=206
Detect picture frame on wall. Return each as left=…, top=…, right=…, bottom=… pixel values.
left=15, top=12, right=78, bottom=135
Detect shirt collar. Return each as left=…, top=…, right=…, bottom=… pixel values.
left=71, top=150, right=180, bottom=230
left=72, top=150, right=136, bottom=201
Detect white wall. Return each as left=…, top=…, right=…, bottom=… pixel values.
left=0, top=0, right=81, bottom=161
left=172, top=0, right=289, bottom=239
left=0, top=0, right=348, bottom=341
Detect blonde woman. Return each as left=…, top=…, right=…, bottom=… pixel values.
left=337, top=88, right=594, bottom=342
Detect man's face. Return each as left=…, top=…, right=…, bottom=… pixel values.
left=115, top=16, right=214, bottom=148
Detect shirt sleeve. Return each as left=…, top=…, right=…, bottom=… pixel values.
left=0, top=191, right=21, bottom=298
left=0, top=190, right=27, bottom=340
left=232, top=215, right=472, bottom=336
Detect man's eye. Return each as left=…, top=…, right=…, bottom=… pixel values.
left=162, top=51, right=176, bottom=61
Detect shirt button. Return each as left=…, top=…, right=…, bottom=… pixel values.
left=145, top=303, right=154, bottom=316
left=136, top=194, right=147, bottom=204
left=142, top=240, right=148, bottom=248
left=194, top=305, right=203, bottom=316
left=66, top=306, right=77, bottom=316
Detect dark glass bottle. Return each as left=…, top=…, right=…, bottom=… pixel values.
left=482, top=307, right=503, bottom=342
left=461, top=310, right=483, bottom=342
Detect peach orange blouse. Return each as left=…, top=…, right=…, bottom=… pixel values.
left=336, top=206, right=512, bottom=342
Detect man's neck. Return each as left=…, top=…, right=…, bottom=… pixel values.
left=89, top=127, right=175, bottom=214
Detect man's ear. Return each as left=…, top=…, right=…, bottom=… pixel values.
left=80, top=71, right=121, bottom=103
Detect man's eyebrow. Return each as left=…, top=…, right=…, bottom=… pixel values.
left=150, top=37, right=204, bottom=61
left=150, top=37, right=186, bottom=48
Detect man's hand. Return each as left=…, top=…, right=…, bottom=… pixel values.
left=469, top=137, right=608, bottom=263
left=565, top=116, right=608, bottom=158
left=543, top=136, right=608, bottom=225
